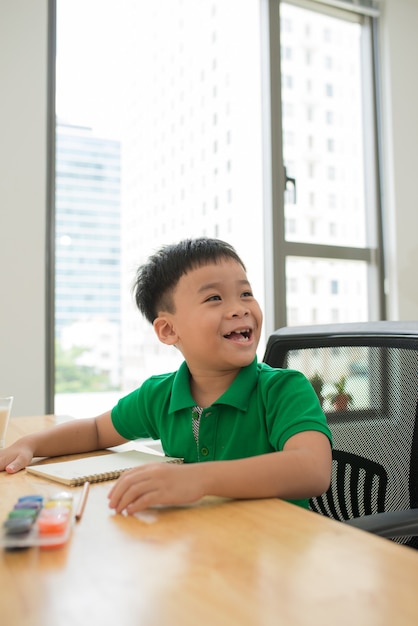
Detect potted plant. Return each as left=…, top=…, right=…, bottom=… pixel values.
left=327, top=375, right=353, bottom=410
left=309, top=372, right=325, bottom=407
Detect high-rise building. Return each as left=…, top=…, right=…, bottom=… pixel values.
left=280, top=4, right=370, bottom=326
left=118, top=1, right=264, bottom=391
left=55, top=122, right=121, bottom=384
left=54, top=1, right=375, bottom=414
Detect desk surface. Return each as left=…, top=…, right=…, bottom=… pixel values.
left=2, top=416, right=418, bottom=626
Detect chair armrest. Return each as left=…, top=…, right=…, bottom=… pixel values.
left=345, top=509, right=418, bottom=538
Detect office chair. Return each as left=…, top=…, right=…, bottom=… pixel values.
left=263, top=321, right=418, bottom=547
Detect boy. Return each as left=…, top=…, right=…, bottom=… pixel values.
left=0, top=238, right=332, bottom=514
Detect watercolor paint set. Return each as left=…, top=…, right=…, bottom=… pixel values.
left=1, top=492, right=74, bottom=550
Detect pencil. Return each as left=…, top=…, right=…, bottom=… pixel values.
left=75, top=481, right=90, bottom=522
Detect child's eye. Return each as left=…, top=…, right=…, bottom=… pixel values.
left=205, top=295, right=221, bottom=302
left=241, top=291, right=253, bottom=298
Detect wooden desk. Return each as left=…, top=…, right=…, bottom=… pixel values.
left=2, top=416, right=418, bottom=626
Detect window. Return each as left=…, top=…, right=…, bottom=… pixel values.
left=55, top=0, right=264, bottom=416
left=328, top=193, right=337, bottom=209
left=288, top=277, right=298, bottom=293
left=54, top=0, right=384, bottom=415
left=325, top=83, right=334, bottom=97
left=284, top=74, right=293, bottom=89
left=286, top=217, right=297, bottom=234
left=282, top=45, right=292, bottom=60
left=269, top=0, right=383, bottom=329
left=325, top=110, right=334, bottom=124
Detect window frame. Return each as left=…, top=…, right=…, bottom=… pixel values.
left=48, top=0, right=385, bottom=411
left=260, top=0, right=385, bottom=337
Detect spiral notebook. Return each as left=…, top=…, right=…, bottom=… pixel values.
left=26, top=449, right=183, bottom=487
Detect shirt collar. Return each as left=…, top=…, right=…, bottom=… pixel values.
left=169, top=358, right=259, bottom=413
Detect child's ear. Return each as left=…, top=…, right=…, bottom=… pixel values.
left=153, top=316, right=178, bottom=345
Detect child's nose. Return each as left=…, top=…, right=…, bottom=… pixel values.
left=230, top=303, right=250, bottom=318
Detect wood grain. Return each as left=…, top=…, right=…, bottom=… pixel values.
left=2, top=416, right=418, bottom=626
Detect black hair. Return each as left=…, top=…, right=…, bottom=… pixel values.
left=134, top=237, right=246, bottom=324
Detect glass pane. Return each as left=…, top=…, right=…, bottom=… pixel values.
left=286, top=257, right=369, bottom=326
left=280, top=3, right=372, bottom=248
left=55, top=0, right=264, bottom=417
left=284, top=345, right=417, bottom=424
left=286, top=345, right=373, bottom=411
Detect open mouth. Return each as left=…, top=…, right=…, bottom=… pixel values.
left=223, top=329, right=252, bottom=343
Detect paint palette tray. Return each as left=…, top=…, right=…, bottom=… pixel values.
left=1, top=492, right=74, bottom=550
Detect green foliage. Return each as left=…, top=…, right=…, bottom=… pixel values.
left=55, top=341, right=117, bottom=393
left=309, top=372, right=324, bottom=395
left=326, top=375, right=353, bottom=406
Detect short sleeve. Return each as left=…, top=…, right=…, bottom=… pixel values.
left=258, top=366, right=332, bottom=451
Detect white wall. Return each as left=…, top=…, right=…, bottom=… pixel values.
left=379, top=0, right=418, bottom=320
left=0, top=0, right=416, bottom=416
left=0, top=0, right=49, bottom=416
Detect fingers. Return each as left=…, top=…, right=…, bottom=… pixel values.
left=0, top=441, right=34, bottom=473
left=107, top=463, right=197, bottom=514
left=112, top=487, right=157, bottom=515
left=5, top=462, right=21, bottom=474
left=108, top=465, right=162, bottom=514
left=1, top=454, right=27, bottom=474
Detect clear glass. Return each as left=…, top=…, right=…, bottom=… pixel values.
left=286, top=345, right=373, bottom=411
left=286, top=257, right=369, bottom=326
left=281, top=3, right=370, bottom=248
left=0, top=396, right=13, bottom=448
left=55, top=0, right=264, bottom=417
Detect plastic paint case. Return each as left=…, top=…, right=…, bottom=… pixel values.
left=3, top=517, right=34, bottom=534
left=1, top=493, right=74, bottom=550
left=14, top=500, right=43, bottom=510
left=8, top=508, right=39, bottom=520
left=37, top=507, right=70, bottom=535
left=44, top=499, right=73, bottom=510
left=17, top=495, right=44, bottom=503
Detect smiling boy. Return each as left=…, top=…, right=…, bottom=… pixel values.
left=0, top=238, right=332, bottom=514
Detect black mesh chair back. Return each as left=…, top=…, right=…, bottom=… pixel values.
left=263, top=321, right=418, bottom=547
left=310, top=449, right=388, bottom=520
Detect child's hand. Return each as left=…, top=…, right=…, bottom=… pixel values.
left=107, top=462, right=205, bottom=514
left=0, top=441, right=34, bottom=473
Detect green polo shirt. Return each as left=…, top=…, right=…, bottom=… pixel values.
left=111, top=358, right=332, bottom=509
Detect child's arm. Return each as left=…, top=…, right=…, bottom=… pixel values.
left=0, top=411, right=128, bottom=474
left=108, top=430, right=332, bottom=514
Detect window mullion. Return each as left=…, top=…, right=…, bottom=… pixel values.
left=284, top=241, right=375, bottom=263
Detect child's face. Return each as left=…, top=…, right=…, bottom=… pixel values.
left=156, top=258, right=263, bottom=372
